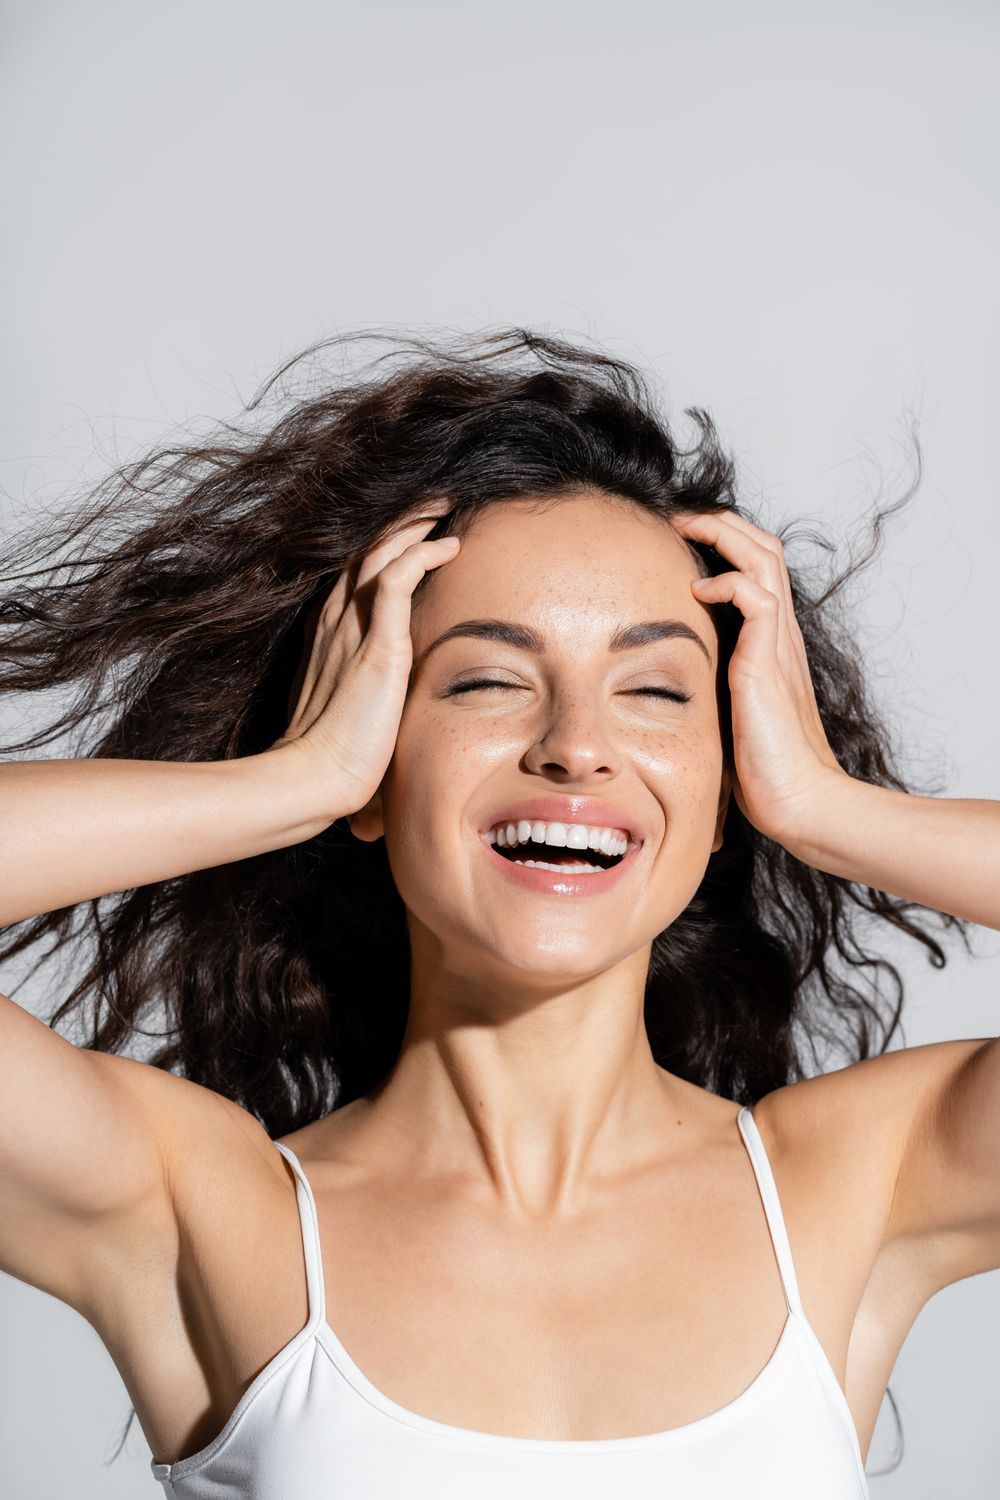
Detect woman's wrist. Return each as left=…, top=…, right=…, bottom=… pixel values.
left=780, top=774, right=1000, bottom=930
left=232, top=743, right=355, bottom=845
left=774, top=770, right=865, bottom=872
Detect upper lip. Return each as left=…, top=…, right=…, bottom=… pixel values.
left=479, top=797, right=645, bottom=847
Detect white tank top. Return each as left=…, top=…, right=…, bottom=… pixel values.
left=150, top=1106, right=870, bottom=1497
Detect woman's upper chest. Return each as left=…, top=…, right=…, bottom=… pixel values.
left=115, top=1088, right=906, bottom=1469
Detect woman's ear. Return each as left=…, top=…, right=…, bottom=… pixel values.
left=347, top=786, right=386, bottom=844
left=712, top=768, right=731, bottom=853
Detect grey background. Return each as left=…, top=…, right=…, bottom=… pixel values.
left=1, top=0, right=998, bottom=1494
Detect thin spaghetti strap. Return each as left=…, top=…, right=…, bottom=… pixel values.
left=735, top=1105, right=805, bottom=1322
left=274, top=1141, right=327, bottom=1329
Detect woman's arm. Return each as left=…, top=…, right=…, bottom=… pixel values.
left=783, top=774, right=1000, bottom=932
left=0, top=509, right=463, bottom=932
left=669, top=509, right=999, bottom=934
left=670, top=507, right=1000, bottom=1289
left=0, top=749, right=335, bottom=929
left=779, top=780, right=1000, bottom=930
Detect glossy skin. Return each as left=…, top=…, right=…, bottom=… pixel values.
left=3, top=489, right=998, bottom=1479
left=340, top=491, right=731, bottom=1213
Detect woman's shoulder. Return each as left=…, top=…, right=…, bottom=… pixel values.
left=757, top=1037, right=989, bottom=1161
left=752, top=1038, right=996, bottom=1291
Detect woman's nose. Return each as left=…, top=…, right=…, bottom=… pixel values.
left=520, top=694, right=623, bottom=781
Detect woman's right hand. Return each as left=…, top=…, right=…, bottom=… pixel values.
left=269, top=500, right=461, bottom=820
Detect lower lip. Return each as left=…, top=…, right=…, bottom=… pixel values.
left=480, top=837, right=640, bottom=896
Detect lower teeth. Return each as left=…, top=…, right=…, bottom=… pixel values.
left=510, top=858, right=604, bottom=874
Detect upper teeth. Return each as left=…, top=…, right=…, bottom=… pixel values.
left=488, top=820, right=630, bottom=857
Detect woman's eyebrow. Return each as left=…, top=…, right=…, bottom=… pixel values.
left=415, top=618, right=712, bottom=668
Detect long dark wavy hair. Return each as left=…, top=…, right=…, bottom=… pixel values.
left=1, top=326, right=971, bottom=1474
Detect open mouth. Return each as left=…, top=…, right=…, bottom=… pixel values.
left=491, top=839, right=626, bottom=872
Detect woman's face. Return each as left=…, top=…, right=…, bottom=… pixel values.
left=352, top=491, right=729, bottom=989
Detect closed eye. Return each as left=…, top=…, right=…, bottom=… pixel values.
left=626, top=687, right=691, bottom=703
left=447, top=679, right=690, bottom=703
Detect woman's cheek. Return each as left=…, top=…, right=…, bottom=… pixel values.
left=651, top=744, right=725, bottom=844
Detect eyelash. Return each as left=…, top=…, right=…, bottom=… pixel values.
left=447, top=679, right=691, bottom=703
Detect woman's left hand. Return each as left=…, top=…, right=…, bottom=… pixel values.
left=672, top=509, right=849, bottom=849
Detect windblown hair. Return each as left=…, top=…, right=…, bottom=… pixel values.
left=1, top=326, right=971, bottom=1118
left=0, top=327, right=970, bottom=1470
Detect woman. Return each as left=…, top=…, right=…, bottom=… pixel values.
left=0, top=327, right=995, bottom=1498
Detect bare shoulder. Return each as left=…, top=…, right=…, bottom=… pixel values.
left=0, top=983, right=288, bottom=1324
left=95, top=1051, right=278, bottom=1178
left=141, top=1064, right=296, bottom=1241
left=751, top=1036, right=998, bottom=1291
left=750, top=1036, right=990, bottom=1188
left=70, top=1056, right=286, bottom=1322
left=62, top=1064, right=321, bottom=1467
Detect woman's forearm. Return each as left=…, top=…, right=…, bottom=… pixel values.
left=785, top=775, right=1000, bottom=931
left=0, top=749, right=336, bottom=928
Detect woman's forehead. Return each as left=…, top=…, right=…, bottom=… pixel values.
left=410, top=500, right=713, bottom=664
left=421, top=496, right=701, bottom=608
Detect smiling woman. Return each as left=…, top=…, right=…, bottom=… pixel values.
left=0, top=326, right=982, bottom=1499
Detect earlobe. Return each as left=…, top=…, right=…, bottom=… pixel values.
left=347, top=788, right=386, bottom=844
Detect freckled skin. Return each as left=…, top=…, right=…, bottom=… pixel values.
left=350, top=493, right=727, bottom=975
left=343, top=492, right=731, bottom=1192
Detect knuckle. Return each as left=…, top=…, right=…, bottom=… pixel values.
left=376, top=556, right=411, bottom=585
left=758, top=549, right=786, bottom=582
left=359, top=637, right=410, bottom=672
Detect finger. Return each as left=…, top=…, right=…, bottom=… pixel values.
left=285, top=517, right=457, bottom=734
left=675, top=509, right=799, bottom=626
left=673, top=510, right=788, bottom=605
left=284, top=568, right=353, bottom=723
left=355, top=505, right=454, bottom=591
left=325, top=504, right=455, bottom=676
left=690, top=569, right=780, bottom=674
left=316, top=564, right=353, bottom=628
left=288, top=571, right=366, bottom=736
left=364, top=536, right=461, bottom=656
left=684, top=507, right=781, bottom=551
left=373, top=496, right=455, bottom=548
left=686, top=512, right=818, bottom=703
left=674, top=511, right=796, bottom=674
left=312, top=563, right=358, bottom=664
left=693, top=511, right=800, bottom=632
